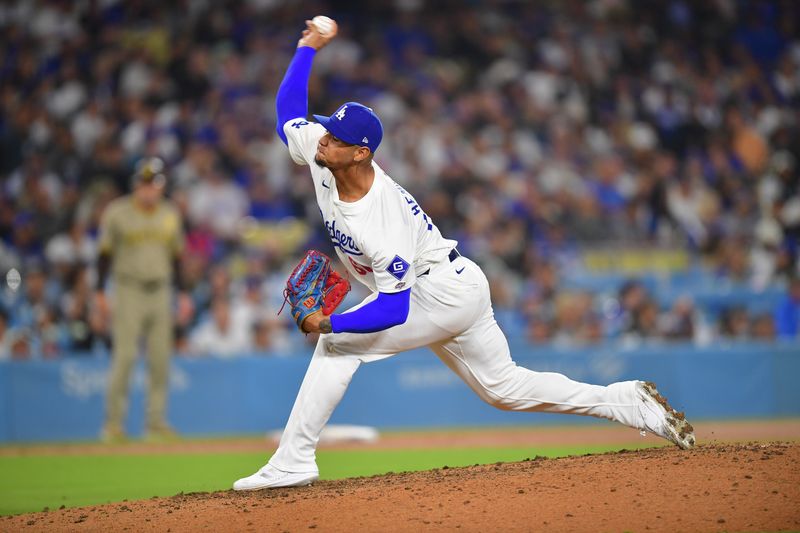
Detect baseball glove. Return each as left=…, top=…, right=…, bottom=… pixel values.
left=281, top=250, right=350, bottom=332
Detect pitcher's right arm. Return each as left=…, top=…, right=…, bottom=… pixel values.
left=276, top=19, right=338, bottom=164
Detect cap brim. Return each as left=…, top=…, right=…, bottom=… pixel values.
left=312, top=114, right=333, bottom=130
left=135, top=174, right=167, bottom=188
left=313, top=114, right=362, bottom=147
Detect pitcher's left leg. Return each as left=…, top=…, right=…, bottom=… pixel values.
left=269, top=337, right=364, bottom=474
left=267, top=287, right=459, bottom=474
left=234, top=287, right=458, bottom=490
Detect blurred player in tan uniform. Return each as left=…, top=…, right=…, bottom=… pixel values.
left=95, top=158, right=186, bottom=442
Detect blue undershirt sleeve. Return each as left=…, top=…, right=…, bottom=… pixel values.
left=275, top=46, right=316, bottom=145
left=329, top=289, right=411, bottom=334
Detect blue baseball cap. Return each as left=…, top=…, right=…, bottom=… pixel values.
left=313, top=102, right=383, bottom=153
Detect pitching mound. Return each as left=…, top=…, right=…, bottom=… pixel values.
left=7, top=442, right=799, bottom=532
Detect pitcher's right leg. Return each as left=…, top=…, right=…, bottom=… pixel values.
left=430, top=306, right=695, bottom=446
left=430, top=314, right=641, bottom=428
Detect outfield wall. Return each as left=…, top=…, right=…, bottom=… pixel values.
left=0, top=342, right=798, bottom=442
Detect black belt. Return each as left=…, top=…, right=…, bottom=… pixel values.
left=117, top=276, right=168, bottom=292
left=419, top=248, right=460, bottom=276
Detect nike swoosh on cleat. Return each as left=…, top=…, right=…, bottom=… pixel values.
left=455, top=267, right=465, bottom=274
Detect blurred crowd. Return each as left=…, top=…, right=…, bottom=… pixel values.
left=2, top=0, right=800, bottom=360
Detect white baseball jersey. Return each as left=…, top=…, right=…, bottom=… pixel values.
left=260, top=115, right=645, bottom=478
left=283, top=117, right=457, bottom=294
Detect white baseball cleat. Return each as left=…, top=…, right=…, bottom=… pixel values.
left=636, top=381, right=696, bottom=449
left=233, top=464, right=318, bottom=491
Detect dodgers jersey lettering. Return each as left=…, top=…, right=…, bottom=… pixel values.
left=283, top=118, right=457, bottom=293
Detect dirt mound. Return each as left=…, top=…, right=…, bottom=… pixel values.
left=6, top=443, right=800, bottom=533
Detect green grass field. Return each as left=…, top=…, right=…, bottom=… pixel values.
left=0, top=442, right=655, bottom=516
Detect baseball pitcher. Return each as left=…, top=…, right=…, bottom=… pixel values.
left=233, top=18, right=695, bottom=490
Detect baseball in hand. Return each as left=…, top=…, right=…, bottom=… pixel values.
left=311, top=16, right=336, bottom=37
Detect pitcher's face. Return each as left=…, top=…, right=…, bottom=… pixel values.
left=315, top=132, right=369, bottom=170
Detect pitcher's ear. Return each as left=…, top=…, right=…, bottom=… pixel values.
left=353, top=146, right=371, bottom=163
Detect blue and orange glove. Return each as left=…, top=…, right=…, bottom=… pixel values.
left=281, top=250, right=350, bottom=332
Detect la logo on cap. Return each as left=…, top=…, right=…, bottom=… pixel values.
left=335, top=105, right=347, bottom=120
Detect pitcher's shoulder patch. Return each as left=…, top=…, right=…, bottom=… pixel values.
left=387, top=255, right=409, bottom=281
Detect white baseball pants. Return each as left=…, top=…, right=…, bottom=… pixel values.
left=269, top=255, right=640, bottom=473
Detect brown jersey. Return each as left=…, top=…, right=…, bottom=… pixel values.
left=98, top=197, right=184, bottom=284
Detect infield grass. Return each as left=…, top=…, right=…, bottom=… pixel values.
left=0, top=442, right=657, bottom=515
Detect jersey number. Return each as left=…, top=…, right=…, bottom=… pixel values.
left=349, top=257, right=373, bottom=276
